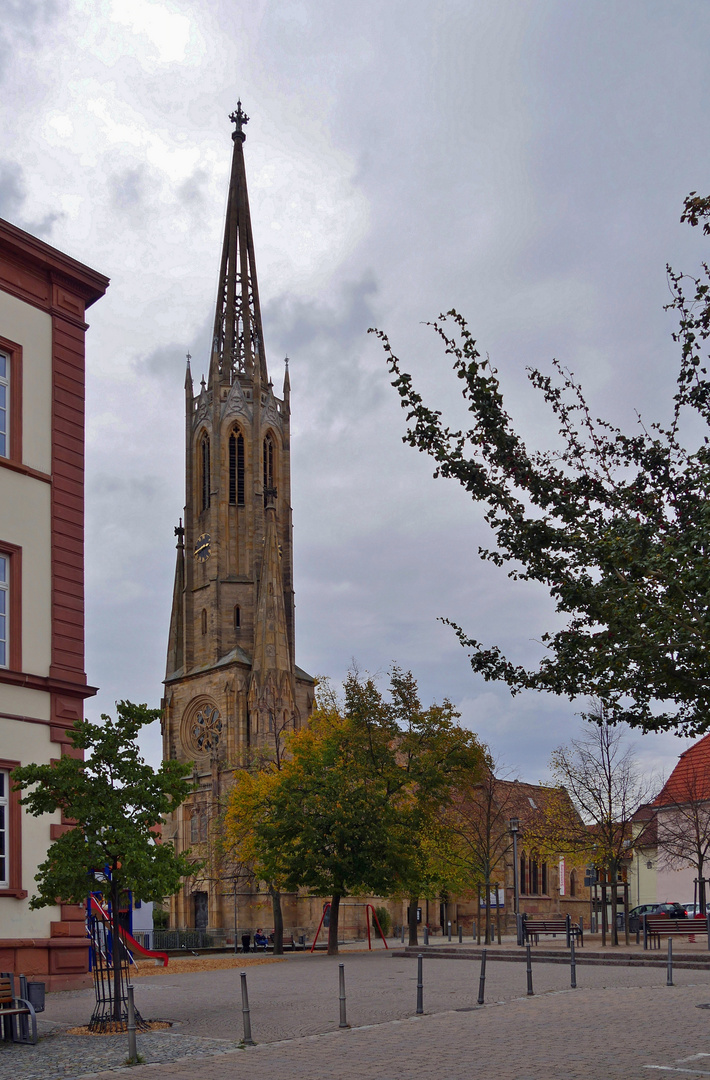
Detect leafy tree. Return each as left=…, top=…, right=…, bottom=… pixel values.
left=371, top=195, right=710, bottom=736
left=387, top=666, right=485, bottom=945
left=539, top=710, right=653, bottom=944
left=439, top=756, right=518, bottom=943
left=224, top=668, right=486, bottom=953
left=12, top=702, right=196, bottom=1019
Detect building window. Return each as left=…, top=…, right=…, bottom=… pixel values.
left=190, top=809, right=208, bottom=844
left=531, top=856, right=539, bottom=895
left=234, top=605, right=240, bottom=629
left=541, top=861, right=548, bottom=895
left=201, top=609, right=207, bottom=635
left=0, top=542, right=20, bottom=671
left=0, top=352, right=7, bottom=458
left=229, top=430, right=245, bottom=506
left=201, top=436, right=210, bottom=512
left=520, top=854, right=526, bottom=895
left=570, top=869, right=577, bottom=897
left=0, top=758, right=24, bottom=897
left=263, top=434, right=275, bottom=501
left=0, top=338, right=22, bottom=465
left=0, top=553, right=7, bottom=668
left=0, top=770, right=8, bottom=887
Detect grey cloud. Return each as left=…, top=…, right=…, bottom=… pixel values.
left=133, top=314, right=213, bottom=383
left=0, top=0, right=62, bottom=77
left=0, top=161, right=25, bottom=221
left=108, top=165, right=153, bottom=221
left=177, top=168, right=209, bottom=207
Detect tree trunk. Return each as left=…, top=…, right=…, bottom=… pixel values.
left=327, top=894, right=341, bottom=955
left=270, top=886, right=284, bottom=955
left=408, top=897, right=419, bottom=947
left=610, top=864, right=619, bottom=946
left=111, top=875, right=123, bottom=1023
left=484, top=878, right=491, bottom=944
left=699, top=858, right=706, bottom=916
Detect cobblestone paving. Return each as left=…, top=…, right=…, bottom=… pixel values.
left=3, top=952, right=710, bottom=1078
left=0, top=1031, right=244, bottom=1080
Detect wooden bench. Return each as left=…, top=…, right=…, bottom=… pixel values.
left=643, top=915, right=708, bottom=950
left=0, top=975, right=37, bottom=1045
left=521, top=914, right=583, bottom=947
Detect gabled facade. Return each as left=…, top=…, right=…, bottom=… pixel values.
left=0, top=217, right=108, bottom=987
left=161, top=107, right=315, bottom=931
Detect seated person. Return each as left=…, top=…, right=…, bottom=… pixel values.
left=253, top=928, right=269, bottom=950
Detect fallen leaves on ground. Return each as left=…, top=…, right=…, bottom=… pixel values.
left=130, top=954, right=287, bottom=977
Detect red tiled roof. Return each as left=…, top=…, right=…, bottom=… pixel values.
left=655, top=732, right=710, bottom=806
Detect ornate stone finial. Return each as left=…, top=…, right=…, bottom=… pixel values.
left=229, top=100, right=250, bottom=142
left=175, top=518, right=185, bottom=546
left=284, top=355, right=289, bottom=369
left=200, top=374, right=206, bottom=391
left=186, top=351, right=191, bottom=366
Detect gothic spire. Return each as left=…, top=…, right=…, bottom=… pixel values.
left=210, top=102, right=268, bottom=386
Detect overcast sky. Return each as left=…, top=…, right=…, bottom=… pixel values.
left=2, top=0, right=709, bottom=783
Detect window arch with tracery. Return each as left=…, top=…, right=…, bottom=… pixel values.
left=200, top=434, right=210, bottom=512
left=263, top=434, right=275, bottom=503
left=229, top=428, right=245, bottom=506
left=181, top=699, right=223, bottom=756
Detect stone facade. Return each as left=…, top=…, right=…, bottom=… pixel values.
left=161, top=107, right=315, bottom=933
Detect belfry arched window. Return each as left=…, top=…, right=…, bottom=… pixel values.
left=201, top=608, right=207, bottom=635
left=234, top=604, right=241, bottom=629
left=263, top=434, right=275, bottom=502
left=229, top=428, right=245, bottom=506
left=201, top=435, right=210, bottom=512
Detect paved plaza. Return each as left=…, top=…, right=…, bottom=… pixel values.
left=3, top=948, right=710, bottom=1078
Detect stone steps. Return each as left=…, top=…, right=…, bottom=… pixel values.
left=392, top=945, right=710, bottom=970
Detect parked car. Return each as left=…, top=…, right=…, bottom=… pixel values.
left=626, top=902, right=686, bottom=934
left=682, top=903, right=708, bottom=918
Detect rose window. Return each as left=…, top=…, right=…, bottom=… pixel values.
left=189, top=704, right=222, bottom=753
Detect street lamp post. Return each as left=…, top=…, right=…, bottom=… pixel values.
left=510, top=818, right=520, bottom=943
left=509, top=818, right=520, bottom=914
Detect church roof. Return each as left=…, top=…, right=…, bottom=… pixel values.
left=654, top=731, right=710, bottom=806
left=164, top=646, right=314, bottom=685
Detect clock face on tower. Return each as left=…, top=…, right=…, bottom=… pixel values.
left=194, top=533, right=211, bottom=562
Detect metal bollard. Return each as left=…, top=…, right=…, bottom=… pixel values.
left=339, top=963, right=349, bottom=1028
left=477, top=948, right=487, bottom=1005
left=416, top=953, right=424, bottom=1014
left=667, top=938, right=673, bottom=987
left=424, top=925, right=429, bottom=946
left=240, top=970, right=255, bottom=1045
left=126, top=984, right=138, bottom=1065
left=526, top=944, right=534, bottom=996
left=458, top=925, right=463, bottom=944
left=448, top=921, right=452, bottom=942
left=570, top=937, right=577, bottom=989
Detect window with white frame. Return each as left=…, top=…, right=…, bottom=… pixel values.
left=0, top=553, right=7, bottom=668
left=0, top=352, right=8, bottom=458
left=0, top=770, right=8, bottom=888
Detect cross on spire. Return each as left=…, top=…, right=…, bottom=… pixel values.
left=229, top=100, right=249, bottom=142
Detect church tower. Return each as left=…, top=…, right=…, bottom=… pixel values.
left=162, top=106, right=315, bottom=932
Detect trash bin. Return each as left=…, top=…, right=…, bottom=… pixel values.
left=241, top=934, right=251, bottom=953
left=26, top=982, right=45, bottom=1013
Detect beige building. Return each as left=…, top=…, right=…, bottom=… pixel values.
left=161, top=106, right=315, bottom=932
left=0, top=217, right=108, bottom=988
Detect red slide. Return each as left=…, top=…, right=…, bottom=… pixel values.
left=90, top=896, right=169, bottom=967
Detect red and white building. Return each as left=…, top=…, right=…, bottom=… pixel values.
left=0, top=217, right=108, bottom=989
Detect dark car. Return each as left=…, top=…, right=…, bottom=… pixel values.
left=626, top=902, right=686, bottom=934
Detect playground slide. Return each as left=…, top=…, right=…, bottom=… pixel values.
left=89, top=896, right=169, bottom=967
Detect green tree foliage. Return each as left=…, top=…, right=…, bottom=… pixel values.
left=12, top=702, right=197, bottom=1018
left=371, top=196, right=710, bottom=736
left=224, top=668, right=485, bottom=953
